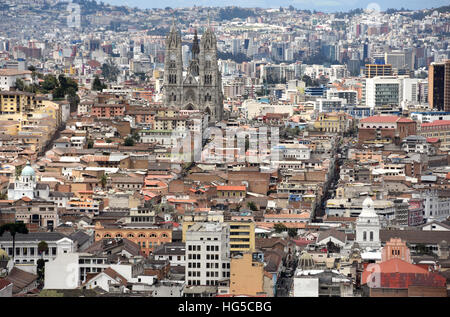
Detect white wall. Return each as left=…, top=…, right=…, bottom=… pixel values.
left=293, top=278, right=318, bottom=297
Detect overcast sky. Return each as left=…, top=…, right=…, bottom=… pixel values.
left=103, top=0, right=449, bottom=12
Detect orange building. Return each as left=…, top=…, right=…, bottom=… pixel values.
left=94, top=222, right=172, bottom=256
left=216, top=185, right=246, bottom=199
left=91, top=104, right=126, bottom=118
left=381, top=238, right=411, bottom=263
left=230, top=252, right=267, bottom=296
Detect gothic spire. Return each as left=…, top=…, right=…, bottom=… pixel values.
left=192, top=29, right=200, bottom=59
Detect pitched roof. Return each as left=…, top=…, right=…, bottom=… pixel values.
left=361, top=259, right=446, bottom=288
left=0, top=278, right=12, bottom=290
left=0, top=232, right=72, bottom=242
left=360, top=115, right=402, bottom=123
left=5, top=267, right=37, bottom=294
left=217, top=185, right=246, bottom=191
left=101, top=268, right=128, bottom=286
left=421, top=120, right=450, bottom=128
left=380, top=229, right=450, bottom=244
left=317, top=228, right=346, bottom=244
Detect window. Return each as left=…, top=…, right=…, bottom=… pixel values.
left=369, top=232, right=373, bottom=241
left=363, top=231, right=367, bottom=241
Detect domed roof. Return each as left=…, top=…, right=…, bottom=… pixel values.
left=359, top=196, right=377, bottom=218
left=299, top=251, right=315, bottom=270
left=21, top=161, right=35, bottom=177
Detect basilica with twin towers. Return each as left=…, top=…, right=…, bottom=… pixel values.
left=163, top=20, right=224, bottom=122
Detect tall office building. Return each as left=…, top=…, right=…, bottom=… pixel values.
left=185, top=222, right=230, bottom=287
left=364, top=64, right=393, bottom=78
left=365, top=76, right=400, bottom=108
left=428, top=60, right=450, bottom=111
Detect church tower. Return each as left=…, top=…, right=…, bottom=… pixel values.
left=355, top=197, right=381, bottom=250
left=198, top=25, right=223, bottom=121
left=162, top=20, right=223, bottom=123
left=8, top=161, right=36, bottom=200
left=163, top=19, right=183, bottom=107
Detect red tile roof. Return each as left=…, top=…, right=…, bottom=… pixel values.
left=376, top=272, right=446, bottom=289
left=360, top=115, right=402, bottom=123
left=0, top=278, right=12, bottom=290
left=361, top=258, right=441, bottom=287
left=216, top=185, right=246, bottom=191
left=421, top=120, right=450, bottom=127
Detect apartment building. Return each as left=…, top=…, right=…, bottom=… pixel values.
left=185, top=222, right=230, bottom=287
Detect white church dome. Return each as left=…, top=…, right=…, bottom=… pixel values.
left=21, top=161, right=35, bottom=177
left=359, top=196, right=377, bottom=218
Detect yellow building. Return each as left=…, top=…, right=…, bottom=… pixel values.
left=314, top=112, right=350, bottom=133
left=228, top=220, right=255, bottom=255
left=216, top=185, right=246, bottom=199
left=230, top=252, right=266, bottom=296
left=34, top=99, right=62, bottom=128
left=0, top=91, right=35, bottom=114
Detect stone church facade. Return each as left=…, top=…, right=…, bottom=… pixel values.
left=163, top=22, right=224, bottom=122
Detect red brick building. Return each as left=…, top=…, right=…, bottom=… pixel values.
left=91, top=104, right=126, bottom=118
left=358, top=115, right=416, bottom=145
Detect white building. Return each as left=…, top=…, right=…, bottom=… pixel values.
left=185, top=222, right=230, bottom=287
left=0, top=69, right=32, bottom=90
left=0, top=232, right=76, bottom=266
left=365, top=76, right=400, bottom=109
left=44, top=252, right=109, bottom=289
left=153, top=242, right=186, bottom=267
left=273, top=143, right=311, bottom=160
left=412, top=191, right=450, bottom=221
left=355, top=197, right=381, bottom=250
left=8, top=161, right=50, bottom=200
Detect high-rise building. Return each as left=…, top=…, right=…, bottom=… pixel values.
left=185, top=222, right=230, bottom=287
left=428, top=60, right=450, bottom=111
left=364, top=64, right=393, bottom=78
left=365, top=76, right=400, bottom=108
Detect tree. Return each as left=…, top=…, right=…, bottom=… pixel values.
left=38, top=240, right=48, bottom=256
left=0, top=192, right=7, bottom=200
left=274, top=223, right=287, bottom=233
left=0, top=222, right=29, bottom=260
left=301, top=74, right=313, bottom=87
left=15, top=164, right=23, bottom=179
left=99, top=174, right=108, bottom=188
left=131, top=131, right=140, bottom=142
left=37, top=259, right=45, bottom=281
left=41, top=74, right=59, bottom=92
left=247, top=201, right=258, bottom=211
left=287, top=228, right=297, bottom=238
left=37, top=241, right=48, bottom=282
left=123, top=136, right=135, bottom=146
left=101, top=59, right=120, bottom=82
left=87, top=139, right=94, bottom=149
left=92, top=76, right=106, bottom=91
left=15, top=78, right=25, bottom=91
